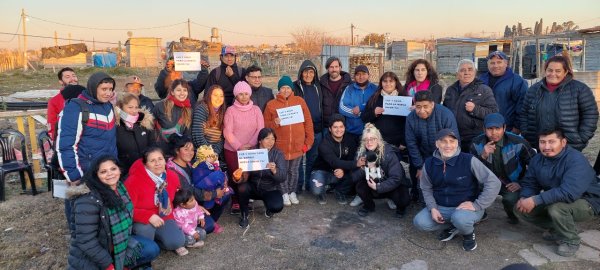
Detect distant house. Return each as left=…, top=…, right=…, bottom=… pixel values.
left=41, top=43, right=91, bottom=68
left=390, top=41, right=426, bottom=62
left=125, top=37, right=161, bottom=67
left=435, top=38, right=511, bottom=73
left=321, top=45, right=384, bottom=82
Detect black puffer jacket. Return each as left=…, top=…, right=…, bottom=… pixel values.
left=443, top=79, right=498, bottom=144
left=248, top=147, right=287, bottom=192
left=115, top=107, right=156, bottom=174
left=519, top=76, right=598, bottom=150
left=352, top=143, right=411, bottom=193
left=67, top=184, right=114, bottom=270
left=320, top=71, right=352, bottom=126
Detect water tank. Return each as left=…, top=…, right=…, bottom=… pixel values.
left=211, top=28, right=219, bottom=39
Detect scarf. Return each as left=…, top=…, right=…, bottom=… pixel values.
left=167, top=94, right=191, bottom=108
left=166, top=158, right=192, bottom=185
left=119, top=110, right=139, bottom=129
left=380, top=90, right=399, bottom=96
left=406, top=79, right=431, bottom=97
left=232, top=99, right=255, bottom=112
left=107, top=182, right=141, bottom=270
left=144, top=168, right=172, bottom=217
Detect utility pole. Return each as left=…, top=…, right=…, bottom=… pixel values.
left=68, top=33, right=72, bottom=45
left=54, top=31, right=58, bottom=46
left=21, top=8, right=28, bottom=71
left=92, top=37, right=96, bottom=51
left=351, top=23, right=355, bottom=46
left=187, top=18, right=191, bottom=38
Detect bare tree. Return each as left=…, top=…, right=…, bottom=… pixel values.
left=360, top=33, right=385, bottom=45
left=290, top=27, right=346, bottom=57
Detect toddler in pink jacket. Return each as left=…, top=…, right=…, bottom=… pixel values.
left=173, top=189, right=208, bottom=248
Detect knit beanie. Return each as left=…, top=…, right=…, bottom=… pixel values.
left=233, top=81, right=252, bottom=97
left=278, top=75, right=294, bottom=90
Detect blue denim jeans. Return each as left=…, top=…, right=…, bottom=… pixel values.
left=128, top=235, right=160, bottom=268
left=413, top=206, right=484, bottom=235
left=309, top=170, right=353, bottom=197
left=297, top=132, right=323, bottom=193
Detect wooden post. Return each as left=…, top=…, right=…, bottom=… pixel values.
left=519, top=40, right=524, bottom=77
left=21, top=9, right=28, bottom=71
left=27, top=116, right=41, bottom=177
left=581, top=38, right=586, bottom=71
left=535, top=38, right=540, bottom=78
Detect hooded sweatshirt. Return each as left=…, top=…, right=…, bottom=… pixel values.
left=293, top=60, right=323, bottom=133
left=206, top=61, right=245, bottom=106
left=57, top=72, right=117, bottom=181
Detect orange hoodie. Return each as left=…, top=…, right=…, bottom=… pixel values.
left=263, top=92, right=314, bottom=160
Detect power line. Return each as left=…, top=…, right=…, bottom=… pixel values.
left=27, top=15, right=187, bottom=31
left=0, top=32, right=164, bottom=48
left=190, top=21, right=289, bottom=38
left=0, top=18, right=22, bottom=43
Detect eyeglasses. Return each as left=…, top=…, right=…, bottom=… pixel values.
left=363, top=137, right=378, bottom=143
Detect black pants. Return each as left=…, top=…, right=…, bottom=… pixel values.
left=355, top=179, right=410, bottom=213
left=594, top=149, right=600, bottom=175
left=238, top=182, right=284, bottom=215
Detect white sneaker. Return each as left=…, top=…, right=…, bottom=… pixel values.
left=283, top=193, right=291, bottom=206
left=349, top=195, right=363, bottom=207
left=387, top=199, right=397, bottom=210
left=289, top=192, right=300, bottom=204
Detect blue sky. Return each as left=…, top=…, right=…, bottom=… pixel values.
left=1, top=0, right=599, bottom=49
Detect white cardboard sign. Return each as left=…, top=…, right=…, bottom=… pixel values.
left=237, top=149, right=269, bottom=172
left=276, top=105, right=304, bottom=126
left=173, top=52, right=201, bottom=71
left=382, top=96, right=413, bottom=116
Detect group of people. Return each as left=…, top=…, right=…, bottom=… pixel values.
left=47, top=45, right=600, bottom=269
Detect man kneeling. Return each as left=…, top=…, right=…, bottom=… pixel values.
left=413, top=129, right=501, bottom=251
left=515, top=129, right=600, bottom=257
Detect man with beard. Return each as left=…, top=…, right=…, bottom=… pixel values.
left=320, top=57, right=352, bottom=136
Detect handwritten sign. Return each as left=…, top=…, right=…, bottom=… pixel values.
left=173, top=52, right=201, bottom=71
left=276, top=105, right=304, bottom=126
left=237, top=149, right=269, bottom=172
left=382, top=96, right=413, bottom=116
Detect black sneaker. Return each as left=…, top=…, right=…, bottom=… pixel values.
left=438, top=226, right=459, bottom=241
left=230, top=203, right=241, bottom=215
left=557, top=241, right=579, bottom=257
left=239, top=213, right=249, bottom=229
left=265, top=209, right=274, bottom=219
left=507, top=216, right=519, bottom=225
left=462, top=232, right=477, bottom=251
left=334, top=192, right=348, bottom=205
left=317, top=194, right=327, bottom=205
left=357, top=207, right=373, bottom=217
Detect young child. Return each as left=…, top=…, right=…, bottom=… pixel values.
left=192, top=145, right=233, bottom=208
left=173, top=189, right=208, bottom=249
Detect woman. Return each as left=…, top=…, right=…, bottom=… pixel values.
left=68, top=156, right=159, bottom=270
left=124, top=147, right=187, bottom=256
left=191, top=85, right=225, bottom=154
left=115, top=93, right=156, bottom=174
left=404, top=59, right=443, bottom=103
left=519, top=55, right=598, bottom=151
left=223, top=81, right=265, bottom=213
left=361, top=71, right=408, bottom=151
left=166, top=134, right=227, bottom=234
left=443, top=59, right=498, bottom=151
left=235, top=128, right=286, bottom=228
left=152, top=79, right=192, bottom=155
left=263, top=76, right=314, bottom=206
left=353, top=123, right=411, bottom=218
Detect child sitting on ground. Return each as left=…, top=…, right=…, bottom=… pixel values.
left=173, top=188, right=209, bottom=249
left=192, top=145, right=233, bottom=208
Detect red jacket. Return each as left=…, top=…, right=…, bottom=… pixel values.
left=125, top=159, right=181, bottom=224
left=47, top=91, right=66, bottom=140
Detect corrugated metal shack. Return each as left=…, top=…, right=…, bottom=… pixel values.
left=321, top=45, right=384, bottom=82
left=125, top=37, right=162, bottom=67
left=435, top=38, right=511, bottom=73
left=389, top=40, right=427, bottom=77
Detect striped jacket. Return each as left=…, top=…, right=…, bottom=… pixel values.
left=57, top=90, right=117, bottom=181
left=470, top=132, right=535, bottom=183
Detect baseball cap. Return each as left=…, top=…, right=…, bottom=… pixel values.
left=487, top=51, right=508, bottom=60
left=125, top=75, right=143, bottom=86
left=221, top=45, right=236, bottom=55
left=354, top=65, right=369, bottom=74
left=436, top=129, right=458, bottom=141
left=484, top=113, right=506, bottom=128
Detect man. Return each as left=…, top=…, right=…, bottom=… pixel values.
left=470, top=113, right=536, bottom=224
left=339, top=65, right=378, bottom=136
left=154, top=58, right=182, bottom=99
left=245, top=65, right=274, bottom=112
left=124, top=75, right=154, bottom=110
left=413, top=129, right=501, bottom=251
left=310, top=114, right=359, bottom=205
left=206, top=45, right=245, bottom=106
left=405, top=91, right=459, bottom=202
left=478, top=51, right=528, bottom=133
left=47, top=67, right=80, bottom=140
left=444, top=59, right=498, bottom=151
left=293, top=60, right=323, bottom=194
left=320, top=56, right=352, bottom=135
left=515, top=129, right=600, bottom=257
